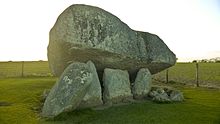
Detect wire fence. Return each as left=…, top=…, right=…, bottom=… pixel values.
left=0, top=61, right=219, bottom=88
left=0, top=61, right=52, bottom=78
left=153, top=63, right=220, bottom=88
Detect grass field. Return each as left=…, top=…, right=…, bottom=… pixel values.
left=0, top=61, right=51, bottom=78
left=1, top=61, right=219, bottom=88
left=153, top=63, right=220, bottom=88
left=0, top=62, right=220, bottom=123
left=0, top=77, right=56, bottom=124
left=0, top=77, right=220, bottom=124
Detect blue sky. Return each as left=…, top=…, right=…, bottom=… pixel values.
left=0, top=0, right=219, bottom=62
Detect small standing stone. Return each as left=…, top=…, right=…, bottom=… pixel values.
left=103, top=68, right=133, bottom=104
left=132, top=68, right=152, bottom=99
left=42, top=62, right=92, bottom=118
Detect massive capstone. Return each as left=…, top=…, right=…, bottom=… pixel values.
left=48, top=4, right=176, bottom=77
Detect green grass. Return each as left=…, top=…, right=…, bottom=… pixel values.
left=0, top=77, right=220, bottom=124
left=1, top=61, right=219, bottom=87
left=153, top=63, right=220, bottom=87
left=1, top=61, right=219, bottom=88
left=0, top=77, right=56, bottom=124
left=0, top=61, right=51, bottom=78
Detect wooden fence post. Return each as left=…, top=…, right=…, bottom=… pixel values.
left=166, top=69, right=169, bottom=83
left=196, top=63, right=199, bottom=87
left=21, top=61, right=24, bottom=77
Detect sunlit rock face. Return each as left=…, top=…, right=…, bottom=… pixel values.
left=48, top=4, right=176, bottom=77
left=132, top=68, right=152, bottom=99
left=78, top=61, right=103, bottom=108
left=42, top=62, right=93, bottom=118
left=103, top=68, right=133, bottom=104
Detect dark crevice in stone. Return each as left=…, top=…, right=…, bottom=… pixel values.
left=97, top=70, right=105, bottom=104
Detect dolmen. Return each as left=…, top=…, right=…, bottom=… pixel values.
left=42, top=4, right=178, bottom=118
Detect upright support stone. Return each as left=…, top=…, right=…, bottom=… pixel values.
left=132, top=68, right=152, bottom=99
left=103, top=68, right=133, bottom=104
left=42, top=62, right=92, bottom=118
left=79, top=61, right=103, bottom=108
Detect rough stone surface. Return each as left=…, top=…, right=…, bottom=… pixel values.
left=132, top=68, right=152, bottom=99
left=103, top=68, right=133, bottom=104
left=149, top=88, right=170, bottom=102
left=170, top=90, right=184, bottom=102
left=41, top=89, right=51, bottom=101
left=149, top=86, right=184, bottom=103
left=79, top=61, right=103, bottom=108
left=42, top=62, right=92, bottom=118
left=48, top=4, right=176, bottom=77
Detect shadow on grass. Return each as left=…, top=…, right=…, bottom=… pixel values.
left=41, top=101, right=186, bottom=124
left=0, top=101, right=12, bottom=106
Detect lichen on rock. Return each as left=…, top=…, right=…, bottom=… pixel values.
left=48, top=4, right=176, bottom=77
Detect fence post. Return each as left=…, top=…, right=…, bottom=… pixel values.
left=21, top=61, right=24, bottom=77
left=196, top=63, right=199, bottom=87
left=166, top=69, right=169, bottom=83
